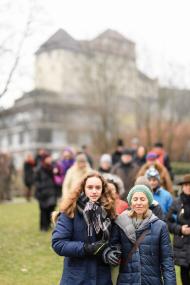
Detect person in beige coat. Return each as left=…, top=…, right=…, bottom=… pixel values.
left=62, top=153, right=92, bottom=198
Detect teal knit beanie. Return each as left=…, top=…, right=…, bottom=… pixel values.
left=127, top=185, right=153, bottom=206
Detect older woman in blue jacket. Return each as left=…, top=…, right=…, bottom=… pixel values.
left=104, top=184, right=176, bottom=285
left=52, top=171, right=116, bottom=285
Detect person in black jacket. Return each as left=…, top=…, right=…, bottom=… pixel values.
left=112, top=148, right=140, bottom=200
left=35, top=153, right=57, bottom=231
left=134, top=145, right=147, bottom=167
left=23, top=153, right=35, bottom=201
left=167, top=174, right=190, bottom=285
left=111, top=139, right=124, bottom=166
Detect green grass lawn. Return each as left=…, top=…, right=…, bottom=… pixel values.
left=0, top=200, right=182, bottom=285
left=0, top=200, right=62, bottom=285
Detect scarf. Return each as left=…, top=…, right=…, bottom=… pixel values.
left=129, top=209, right=152, bottom=230
left=132, top=217, right=143, bottom=229
left=83, top=201, right=111, bottom=240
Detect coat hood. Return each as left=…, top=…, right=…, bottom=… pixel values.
left=115, top=210, right=158, bottom=243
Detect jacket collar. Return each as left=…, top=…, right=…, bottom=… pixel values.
left=115, top=210, right=158, bottom=243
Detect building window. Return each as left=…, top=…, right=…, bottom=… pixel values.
left=19, top=132, right=24, bottom=144
left=37, top=129, right=52, bottom=143
left=8, top=134, right=12, bottom=145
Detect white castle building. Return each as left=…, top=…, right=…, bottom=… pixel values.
left=0, top=29, right=159, bottom=166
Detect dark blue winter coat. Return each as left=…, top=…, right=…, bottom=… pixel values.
left=52, top=211, right=112, bottom=285
left=110, top=210, right=176, bottom=285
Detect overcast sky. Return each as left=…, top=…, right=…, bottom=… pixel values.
left=1, top=0, right=190, bottom=106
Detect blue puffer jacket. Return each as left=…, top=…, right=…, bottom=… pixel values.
left=52, top=211, right=112, bottom=285
left=110, top=210, right=176, bottom=285
left=153, top=187, right=173, bottom=215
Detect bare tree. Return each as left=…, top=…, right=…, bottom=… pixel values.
left=156, top=61, right=190, bottom=155
left=0, top=16, right=32, bottom=98
left=136, top=48, right=190, bottom=156
left=0, top=0, right=50, bottom=100
left=81, top=49, right=130, bottom=153
left=133, top=71, right=158, bottom=148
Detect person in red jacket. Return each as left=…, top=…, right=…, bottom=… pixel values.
left=107, top=177, right=128, bottom=215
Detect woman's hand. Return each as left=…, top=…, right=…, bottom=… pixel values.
left=102, top=245, right=121, bottom=266
left=84, top=240, right=108, bottom=256
left=181, top=225, right=190, bottom=235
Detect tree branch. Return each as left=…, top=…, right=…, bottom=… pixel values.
left=0, top=8, right=32, bottom=98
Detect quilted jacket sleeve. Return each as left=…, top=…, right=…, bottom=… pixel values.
left=160, top=222, right=176, bottom=285
left=52, top=213, right=85, bottom=257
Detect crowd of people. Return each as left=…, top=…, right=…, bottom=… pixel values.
left=3, top=137, right=189, bottom=284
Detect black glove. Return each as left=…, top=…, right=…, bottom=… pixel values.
left=103, top=246, right=121, bottom=266
left=84, top=240, right=108, bottom=256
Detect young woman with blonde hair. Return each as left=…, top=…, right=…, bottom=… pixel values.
left=52, top=171, right=117, bottom=285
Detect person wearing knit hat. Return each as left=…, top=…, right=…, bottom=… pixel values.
left=146, top=152, right=158, bottom=161
left=100, top=154, right=112, bottom=164
left=127, top=184, right=153, bottom=207
left=145, top=167, right=173, bottom=216
left=103, top=183, right=176, bottom=285
left=98, top=154, right=112, bottom=175
left=137, top=153, right=174, bottom=194
left=135, top=176, right=164, bottom=220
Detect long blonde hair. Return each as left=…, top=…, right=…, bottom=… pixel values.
left=52, top=171, right=116, bottom=223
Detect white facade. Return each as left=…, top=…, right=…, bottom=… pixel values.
left=0, top=29, right=160, bottom=168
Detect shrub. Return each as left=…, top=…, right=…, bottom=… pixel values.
left=172, top=161, right=190, bottom=175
